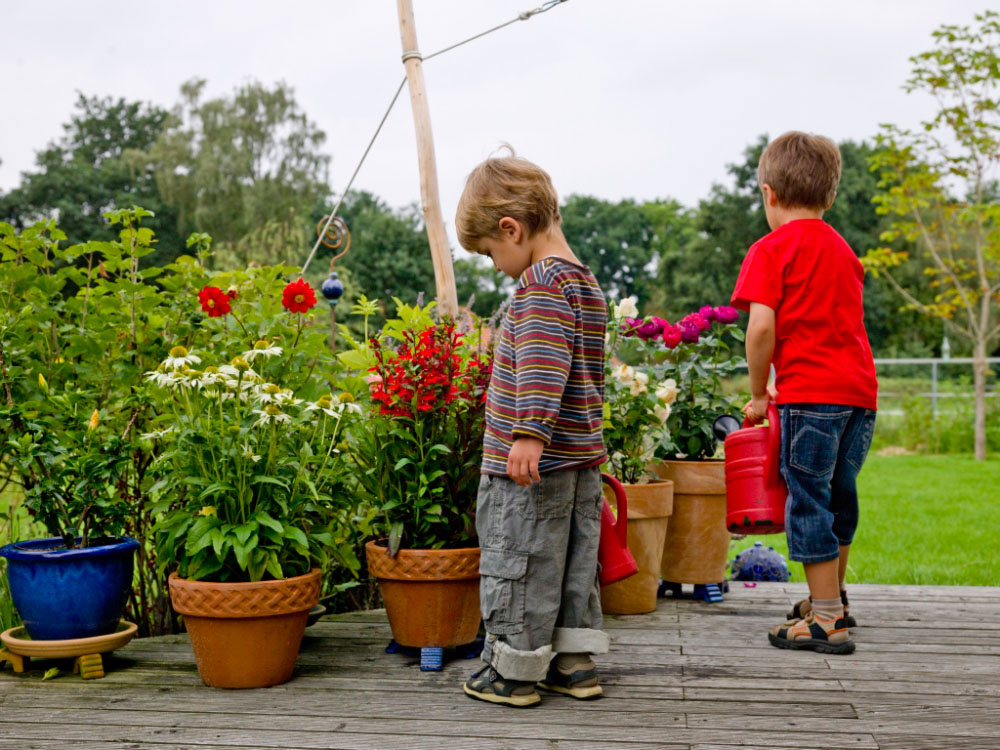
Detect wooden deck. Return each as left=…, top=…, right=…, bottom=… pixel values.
left=2, top=582, right=999, bottom=749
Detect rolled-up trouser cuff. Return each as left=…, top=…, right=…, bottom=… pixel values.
left=482, top=633, right=552, bottom=682
left=551, top=627, right=610, bottom=655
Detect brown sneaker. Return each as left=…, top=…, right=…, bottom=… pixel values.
left=769, top=613, right=855, bottom=655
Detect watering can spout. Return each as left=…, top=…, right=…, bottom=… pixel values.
left=598, top=473, right=638, bottom=586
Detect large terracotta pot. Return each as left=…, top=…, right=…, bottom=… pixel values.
left=365, top=540, right=480, bottom=647
left=654, top=460, right=730, bottom=584
left=600, top=480, right=674, bottom=615
left=168, top=568, right=320, bottom=689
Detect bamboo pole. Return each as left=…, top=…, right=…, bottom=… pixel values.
left=396, top=0, right=458, bottom=317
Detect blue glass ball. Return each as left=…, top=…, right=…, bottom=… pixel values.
left=730, top=541, right=790, bottom=582
left=321, top=272, right=344, bottom=301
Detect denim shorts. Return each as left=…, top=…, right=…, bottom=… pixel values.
left=779, top=404, right=877, bottom=563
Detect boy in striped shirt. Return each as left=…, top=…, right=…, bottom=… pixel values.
left=456, top=149, right=610, bottom=708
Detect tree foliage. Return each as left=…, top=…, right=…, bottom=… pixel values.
left=141, top=79, right=330, bottom=268
left=861, top=10, right=1000, bottom=459
left=0, top=95, right=181, bottom=257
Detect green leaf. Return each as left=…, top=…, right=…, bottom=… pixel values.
left=256, top=512, right=283, bottom=534
left=42, top=668, right=60, bottom=681
left=388, top=522, right=404, bottom=557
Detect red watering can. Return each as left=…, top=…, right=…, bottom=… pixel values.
left=598, top=473, right=638, bottom=585
left=722, top=402, right=787, bottom=535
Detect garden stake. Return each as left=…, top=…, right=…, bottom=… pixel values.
left=316, top=215, right=351, bottom=354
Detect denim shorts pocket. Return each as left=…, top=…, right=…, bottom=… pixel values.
left=789, top=408, right=851, bottom=477
left=479, top=547, right=529, bottom=635
left=845, top=410, right=877, bottom=473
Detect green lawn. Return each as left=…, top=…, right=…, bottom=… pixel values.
left=731, top=454, right=1000, bottom=586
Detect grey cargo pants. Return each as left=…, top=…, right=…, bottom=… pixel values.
left=476, top=465, right=610, bottom=682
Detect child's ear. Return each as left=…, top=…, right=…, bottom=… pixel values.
left=498, top=217, right=523, bottom=242
left=761, top=184, right=779, bottom=207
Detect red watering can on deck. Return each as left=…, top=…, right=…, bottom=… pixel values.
left=722, top=402, right=788, bottom=535
left=598, top=473, right=638, bottom=585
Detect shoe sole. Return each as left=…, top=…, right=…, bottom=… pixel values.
left=537, top=681, right=603, bottom=700
left=463, top=683, right=541, bottom=707
left=768, top=632, right=856, bottom=655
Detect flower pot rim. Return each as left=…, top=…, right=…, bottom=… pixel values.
left=168, top=567, right=321, bottom=590
left=367, top=539, right=480, bottom=556
left=0, top=536, right=139, bottom=562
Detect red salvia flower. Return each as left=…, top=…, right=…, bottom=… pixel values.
left=197, top=286, right=231, bottom=318
left=282, top=278, right=317, bottom=314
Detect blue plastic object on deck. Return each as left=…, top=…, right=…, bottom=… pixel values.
left=385, top=638, right=484, bottom=671
left=730, top=541, right=791, bottom=582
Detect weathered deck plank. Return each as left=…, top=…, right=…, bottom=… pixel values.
left=1, top=582, right=999, bottom=749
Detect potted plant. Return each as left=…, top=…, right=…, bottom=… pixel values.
left=147, top=272, right=359, bottom=688
left=598, top=298, right=675, bottom=615
left=339, top=298, right=491, bottom=650
left=626, top=304, right=745, bottom=593
left=0, top=320, right=139, bottom=641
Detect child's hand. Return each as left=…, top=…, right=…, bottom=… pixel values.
left=507, top=437, right=544, bottom=486
left=743, top=384, right=779, bottom=424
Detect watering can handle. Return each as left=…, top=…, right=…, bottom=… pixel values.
left=741, top=402, right=783, bottom=490
left=764, top=401, right=781, bottom=490
left=600, top=473, right=628, bottom=547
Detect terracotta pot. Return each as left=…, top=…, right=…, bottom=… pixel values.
left=365, top=541, right=480, bottom=648
left=168, top=568, right=320, bottom=689
left=653, top=460, right=730, bottom=584
left=600, top=480, right=674, bottom=615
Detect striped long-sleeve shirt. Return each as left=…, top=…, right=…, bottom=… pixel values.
left=481, top=256, right=608, bottom=476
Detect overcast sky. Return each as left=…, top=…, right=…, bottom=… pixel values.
left=1, top=0, right=987, bottom=250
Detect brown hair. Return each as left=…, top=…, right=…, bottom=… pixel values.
left=757, top=131, right=841, bottom=209
left=455, top=146, right=560, bottom=252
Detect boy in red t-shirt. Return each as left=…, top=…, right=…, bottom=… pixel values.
left=731, top=131, right=878, bottom=655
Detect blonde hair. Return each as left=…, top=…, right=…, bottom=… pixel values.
left=757, top=131, right=841, bottom=209
left=455, top=146, right=560, bottom=252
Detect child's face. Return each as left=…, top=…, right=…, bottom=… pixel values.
left=477, top=218, right=533, bottom=279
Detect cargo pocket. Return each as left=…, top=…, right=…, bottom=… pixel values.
left=479, top=547, right=529, bottom=635
left=789, top=408, right=851, bottom=477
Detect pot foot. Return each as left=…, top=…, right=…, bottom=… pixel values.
left=0, top=648, right=26, bottom=673
left=73, top=653, right=104, bottom=679
left=692, top=583, right=725, bottom=603
left=384, top=638, right=485, bottom=671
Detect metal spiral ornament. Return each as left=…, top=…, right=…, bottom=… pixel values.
left=316, top=215, right=351, bottom=261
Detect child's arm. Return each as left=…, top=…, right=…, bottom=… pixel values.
left=507, top=437, right=544, bottom=487
left=745, top=302, right=776, bottom=423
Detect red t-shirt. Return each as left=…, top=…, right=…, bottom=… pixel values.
left=731, top=219, right=878, bottom=410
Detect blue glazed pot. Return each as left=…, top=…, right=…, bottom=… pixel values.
left=0, top=536, right=139, bottom=641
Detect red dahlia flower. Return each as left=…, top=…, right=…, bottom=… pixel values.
left=282, top=278, right=317, bottom=313
left=198, top=286, right=231, bottom=317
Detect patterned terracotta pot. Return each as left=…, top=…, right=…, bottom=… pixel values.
left=600, top=480, right=674, bottom=615
left=653, top=460, right=730, bottom=584
left=168, top=568, right=320, bottom=689
left=365, top=541, right=480, bottom=648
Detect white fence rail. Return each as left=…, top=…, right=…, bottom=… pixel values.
left=873, top=357, right=1000, bottom=417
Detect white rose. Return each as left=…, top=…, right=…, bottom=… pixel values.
left=614, top=296, right=639, bottom=320
left=656, top=378, right=678, bottom=404
left=654, top=403, right=672, bottom=424
left=629, top=379, right=648, bottom=396
left=613, top=364, right=635, bottom=384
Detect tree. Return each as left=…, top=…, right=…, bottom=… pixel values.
left=142, top=79, right=330, bottom=268
left=0, top=95, right=181, bottom=259
left=862, top=11, right=1000, bottom=460
left=560, top=195, right=667, bottom=304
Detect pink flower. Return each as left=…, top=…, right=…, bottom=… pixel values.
left=662, top=324, right=682, bottom=349
left=714, top=305, right=739, bottom=324
left=680, top=323, right=701, bottom=344
left=620, top=317, right=643, bottom=337
left=680, top=313, right=710, bottom=332
left=699, top=305, right=717, bottom=322
left=636, top=317, right=665, bottom=341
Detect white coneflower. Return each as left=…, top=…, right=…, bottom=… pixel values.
left=274, top=388, right=301, bottom=407
left=163, top=345, right=201, bottom=370
left=256, top=383, right=284, bottom=404
left=252, top=404, right=291, bottom=427
left=305, top=395, right=337, bottom=418
left=145, top=364, right=174, bottom=387
left=243, top=339, right=283, bottom=362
